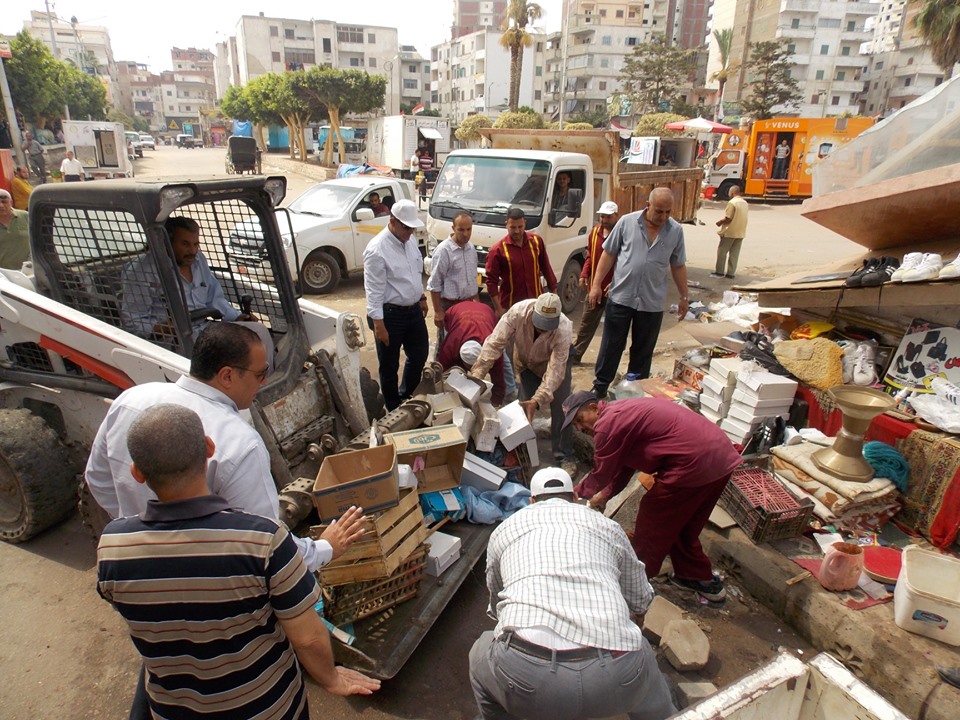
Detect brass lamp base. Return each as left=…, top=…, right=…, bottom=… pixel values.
left=811, top=385, right=895, bottom=483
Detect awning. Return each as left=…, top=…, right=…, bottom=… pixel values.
left=419, top=128, right=443, bottom=140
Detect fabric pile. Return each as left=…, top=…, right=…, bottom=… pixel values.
left=770, top=443, right=900, bottom=532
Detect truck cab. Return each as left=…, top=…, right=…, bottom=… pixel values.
left=426, top=149, right=595, bottom=312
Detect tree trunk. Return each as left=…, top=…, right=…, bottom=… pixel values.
left=324, top=107, right=340, bottom=167
left=510, top=44, right=521, bottom=112
left=715, top=78, right=726, bottom=121
left=333, top=119, right=345, bottom=164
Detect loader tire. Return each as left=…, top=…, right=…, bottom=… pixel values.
left=0, top=409, right=77, bottom=543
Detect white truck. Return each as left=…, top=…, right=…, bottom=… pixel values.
left=228, top=175, right=421, bottom=295
left=62, top=120, right=135, bottom=179
left=366, top=115, right=451, bottom=176
left=425, top=129, right=703, bottom=313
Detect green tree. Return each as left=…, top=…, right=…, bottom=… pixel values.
left=633, top=112, right=687, bottom=137
left=619, top=34, right=697, bottom=114
left=493, top=110, right=544, bottom=129
left=455, top=114, right=493, bottom=143
left=5, top=31, right=66, bottom=126
left=106, top=108, right=146, bottom=132
left=710, top=28, right=738, bottom=121
left=244, top=75, right=288, bottom=151
left=61, top=64, right=108, bottom=120
left=915, top=0, right=960, bottom=80
left=740, top=41, right=801, bottom=119
left=569, top=108, right=610, bottom=128
left=499, top=0, right=543, bottom=112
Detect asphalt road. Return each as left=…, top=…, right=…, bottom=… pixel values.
left=0, top=146, right=852, bottom=720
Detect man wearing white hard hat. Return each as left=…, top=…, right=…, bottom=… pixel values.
left=469, top=293, right=575, bottom=470
left=573, top=201, right=619, bottom=362
left=435, top=299, right=506, bottom=405
left=363, top=199, right=430, bottom=411
left=469, top=467, right=676, bottom=720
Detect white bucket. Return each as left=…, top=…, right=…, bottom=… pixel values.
left=893, top=545, right=960, bottom=646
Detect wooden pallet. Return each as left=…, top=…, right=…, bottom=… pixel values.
left=312, top=489, right=428, bottom=586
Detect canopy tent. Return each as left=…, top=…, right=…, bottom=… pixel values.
left=664, top=117, right=733, bottom=134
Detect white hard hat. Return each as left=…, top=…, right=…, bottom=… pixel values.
left=391, top=199, right=424, bottom=228
left=597, top=201, right=619, bottom=216
left=530, top=467, right=574, bottom=497
left=460, top=339, right=483, bottom=366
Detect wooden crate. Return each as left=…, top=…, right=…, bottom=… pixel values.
left=312, top=489, right=428, bottom=587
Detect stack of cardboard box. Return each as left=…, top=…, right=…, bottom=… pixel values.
left=699, top=357, right=743, bottom=424
left=719, top=370, right=798, bottom=445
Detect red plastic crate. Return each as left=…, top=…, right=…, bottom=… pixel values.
left=719, top=466, right=814, bottom=544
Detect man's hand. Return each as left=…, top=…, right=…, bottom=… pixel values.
left=320, top=506, right=366, bottom=561
left=237, top=312, right=260, bottom=322
left=677, top=298, right=689, bottom=321
left=323, top=667, right=381, bottom=697
left=587, top=285, right=602, bottom=309
left=433, top=307, right=445, bottom=329
left=519, top=399, right=538, bottom=422
left=715, top=219, right=724, bottom=227
left=587, top=490, right=610, bottom=512
left=579, top=277, right=588, bottom=290
left=373, top=320, right=389, bottom=346
left=420, top=297, right=429, bottom=319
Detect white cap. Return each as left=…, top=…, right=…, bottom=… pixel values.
left=460, top=339, right=483, bottom=366
left=391, top=199, right=424, bottom=228
left=532, top=293, right=562, bottom=332
left=530, top=467, right=574, bottom=497
left=597, top=201, right=618, bottom=216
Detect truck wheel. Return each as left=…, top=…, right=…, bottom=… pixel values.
left=716, top=181, right=741, bottom=201
left=301, top=251, right=341, bottom=294
left=558, top=258, right=583, bottom=314
left=0, top=409, right=77, bottom=543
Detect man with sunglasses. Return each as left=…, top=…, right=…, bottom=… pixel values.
left=86, top=322, right=365, bottom=573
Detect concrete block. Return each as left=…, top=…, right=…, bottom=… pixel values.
left=676, top=681, right=717, bottom=707
left=661, top=619, right=710, bottom=672
left=642, top=596, right=685, bottom=644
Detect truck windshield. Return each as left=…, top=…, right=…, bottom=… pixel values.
left=430, top=156, right=551, bottom=225
left=288, top=183, right=360, bottom=217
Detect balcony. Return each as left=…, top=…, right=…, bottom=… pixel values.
left=783, top=0, right=819, bottom=12
left=840, top=29, right=872, bottom=42
left=777, top=25, right=816, bottom=39
left=831, top=80, right=864, bottom=93
left=889, top=84, right=932, bottom=99
left=844, top=2, right=879, bottom=16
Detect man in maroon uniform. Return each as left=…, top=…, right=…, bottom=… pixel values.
left=485, top=207, right=557, bottom=317
left=573, top=201, right=619, bottom=361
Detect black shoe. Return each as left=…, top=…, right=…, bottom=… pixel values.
left=593, top=386, right=608, bottom=400
left=845, top=258, right=881, bottom=287
left=670, top=574, right=727, bottom=602
left=860, top=256, right=900, bottom=286
left=709, top=272, right=725, bottom=278
left=896, top=355, right=909, bottom=374
left=725, top=274, right=736, bottom=279
left=906, top=341, right=921, bottom=361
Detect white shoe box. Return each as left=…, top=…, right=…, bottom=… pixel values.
left=700, top=406, right=723, bottom=424
left=497, top=400, right=537, bottom=451
left=525, top=438, right=540, bottom=468
left=700, top=372, right=735, bottom=401
left=720, top=415, right=758, bottom=444
left=472, top=402, right=501, bottom=453
left=461, top=452, right=507, bottom=492
left=699, top=390, right=730, bottom=417
left=735, top=371, right=798, bottom=402
left=731, top=388, right=796, bottom=411
left=426, top=531, right=462, bottom=577
left=726, top=401, right=790, bottom=426
left=708, top=357, right=744, bottom=386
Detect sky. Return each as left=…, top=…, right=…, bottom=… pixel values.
left=4, top=0, right=564, bottom=73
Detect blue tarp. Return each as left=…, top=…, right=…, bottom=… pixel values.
left=232, top=120, right=252, bottom=137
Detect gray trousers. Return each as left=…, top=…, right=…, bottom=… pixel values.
left=469, top=631, right=676, bottom=720
left=715, top=237, right=743, bottom=277
left=573, top=300, right=604, bottom=360
left=518, top=355, right=573, bottom=459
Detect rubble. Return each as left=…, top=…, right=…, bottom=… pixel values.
left=643, top=596, right=685, bottom=644
left=661, top=618, right=710, bottom=671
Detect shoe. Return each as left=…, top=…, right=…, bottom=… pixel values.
left=932, top=377, right=960, bottom=406
left=724, top=274, right=736, bottom=279
left=939, top=255, right=960, bottom=279
left=860, top=256, right=900, bottom=286
left=911, top=360, right=927, bottom=379
left=891, top=252, right=923, bottom=282
left=853, top=342, right=877, bottom=385
left=845, top=257, right=880, bottom=287
left=896, top=354, right=909, bottom=375
left=905, top=341, right=921, bottom=361
left=709, top=272, right=725, bottom=278
left=837, top=340, right=857, bottom=384
left=671, top=574, right=727, bottom=602
left=900, top=253, right=943, bottom=282
left=928, top=338, right=948, bottom=361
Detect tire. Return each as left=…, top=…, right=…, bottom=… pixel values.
left=225, top=158, right=234, bottom=174
left=716, top=181, right=741, bottom=201
left=300, top=251, right=342, bottom=294
left=557, top=257, right=583, bottom=314
left=0, top=409, right=78, bottom=543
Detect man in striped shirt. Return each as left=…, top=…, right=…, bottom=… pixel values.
left=97, top=404, right=380, bottom=719
left=573, top=201, right=619, bottom=362
left=484, top=207, right=557, bottom=317
left=469, top=467, right=676, bottom=720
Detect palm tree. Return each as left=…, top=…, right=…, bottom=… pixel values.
left=500, top=0, right=543, bottom=112
left=915, top=0, right=960, bottom=80
left=710, top=28, right=737, bottom=121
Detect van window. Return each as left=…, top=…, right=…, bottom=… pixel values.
left=548, top=169, right=586, bottom=226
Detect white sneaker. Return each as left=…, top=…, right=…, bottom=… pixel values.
left=932, top=377, right=960, bottom=406
left=853, top=341, right=877, bottom=385
left=891, top=252, right=923, bottom=282
left=900, top=253, right=943, bottom=282
left=837, top=340, right=857, bottom=384
left=939, top=254, right=960, bottom=279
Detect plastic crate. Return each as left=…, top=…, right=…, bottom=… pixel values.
left=718, top=466, right=814, bottom=544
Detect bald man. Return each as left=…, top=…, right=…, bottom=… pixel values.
left=587, top=188, right=688, bottom=398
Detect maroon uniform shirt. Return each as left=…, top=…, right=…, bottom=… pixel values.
left=484, top=231, right=557, bottom=310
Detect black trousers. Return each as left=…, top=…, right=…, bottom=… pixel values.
left=593, top=300, right=663, bottom=396
left=369, top=304, right=429, bottom=411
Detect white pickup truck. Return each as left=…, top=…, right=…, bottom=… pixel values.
left=228, top=175, right=420, bottom=294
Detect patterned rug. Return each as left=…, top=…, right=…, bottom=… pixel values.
left=896, top=430, right=960, bottom=549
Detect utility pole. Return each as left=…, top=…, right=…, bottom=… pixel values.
left=558, top=1, right=569, bottom=129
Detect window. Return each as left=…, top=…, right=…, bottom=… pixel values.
left=816, top=70, right=825, bottom=80
left=820, top=45, right=829, bottom=55
left=936, top=76, right=944, bottom=86
left=818, top=18, right=841, bottom=28
left=368, top=33, right=376, bottom=44
left=403, top=79, right=418, bottom=89
left=338, top=26, right=364, bottom=43
left=791, top=18, right=800, bottom=29
left=847, top=20, right=856, bottom=31
left=873, top=81, right=878, bottom=89
left=832, top=96, right=840, bottom=106
left=285, top=28, right=294, bottom=39
left=166, top=90, right=172, bottom=96
left=270, top=26, right=279, bottom=37
left=369, top=57, right=376, bottom=67
left=349, top=57, right=360, bottom=66
left=272, top=51, right=281, bottom=62
left=600, top=8, right=606, bottom=16
left=836, top=71, right=846, bottom=81
left=905, top=77, right=912, bottom=86
left=602, top=36, right=612, bottom=45
left=599, top=81, right=607, bottom=91
left=841, top=46, right=851, bottom=56
left=787, top=44, right=796, bottom=54
left=285, top=49, right=315, bottom=65
left=536, top=66, right=542, bottom=76
left=322, top=38, right=331, bottom=53
left=409, top=64, right=417, bottom=73
left=907, top=56, right=914, bottom=65
left=875, top=60, right=884, bottom=69
left=535, top=90, right=541, bottom=100
left=626, top=37, right=639, bottom=46
left=616, top=9, right=624, bottom=17
left=185, top=105, right=191, bottom=111
left=811, top=94, right=820, bottom=104
left=600, top=57, right=609, bottom=68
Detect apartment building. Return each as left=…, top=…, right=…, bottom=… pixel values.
left=452, top=0, right=509, bottom=38
left=397, top=46, right=433, bottom=114
left=115, top=62, right=164, bottom=132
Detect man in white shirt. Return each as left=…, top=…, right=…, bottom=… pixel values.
left=427, top=211, right=479, bottom=335
left=469, top=467, right=676, bottom=720
left=363, top=199, right=429, bottom=410
left=60, top=150, right=85, bottom=182
left=85, top=322, right=364, bottom=572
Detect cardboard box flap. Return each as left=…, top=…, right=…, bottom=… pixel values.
left=386, top=425, right=467, bottom=494
left=313, top=445, right=399, bottom=522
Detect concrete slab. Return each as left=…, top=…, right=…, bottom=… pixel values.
left=676, top=681, right=718, bottom=707
left=662, top=619, right=710, bottom=672
left=644, top=595, right=685, bottom=644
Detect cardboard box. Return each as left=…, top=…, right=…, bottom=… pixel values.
left=731, top=388, right=796, bottom=411
left=698, top=391, right=730, bottom=417
left=451, top=407, right=475, bottom=442
left=426, top=531, right=462, bottom=577
left=461, top=452, right=507, bottom=492
left=673, top=359, right=706, bottom=391
left=726, top=401, right=791, bottom=425
left=386, top=424, right=467, bottom=494
left=525, top=438, right=540, bottom=468
left=428, top=391, right=463, bottom=426
left=419, top=488, right=466, bottom=524
left=639, top=376, right=696, bottom=401
left=736, top=371, right=798, bottom=402
left=472, top=401, right=501, bottom=452
left=445, top=368, right=485, bottom=407
left=700, top=372, right=735, bottom=401
left=720, top=416, right=757, bottom=444
left=708, top=357, right=744, bottom=385
left=700, top=406, right=723, bottom=424
left=313, top=445, right=399, bottom=522
left=497, top=400, right=537, bottom=451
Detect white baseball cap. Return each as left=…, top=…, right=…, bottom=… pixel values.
left=597, top=201, right=618, bottom=216
left=530, top=467, right=574, bottom=497
left=391, top=199, right=424, bottom=228
left=532, top=293, right=562, bottom=331
left=460, top=339, right=483, bottom=366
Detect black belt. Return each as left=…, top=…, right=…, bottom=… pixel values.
left=500, top=633, right=625, bottom=661
left=383, top=302, right=419, bottom=312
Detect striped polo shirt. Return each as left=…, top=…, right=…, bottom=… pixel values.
left=97, top=495, right=321, bottom=720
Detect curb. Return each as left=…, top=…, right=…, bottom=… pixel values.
left=701, top=527, right=960, bottom=720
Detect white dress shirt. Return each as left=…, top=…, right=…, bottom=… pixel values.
left=60, top=157, right=85, bottom=177
left=426, top=238, right=478, bottom=301
left=363, top=226, right=424, bottom=320
left=84, top=375, right=331, bottom=571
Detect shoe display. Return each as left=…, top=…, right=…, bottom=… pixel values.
left=900, top=253, right=943, bottom=282
left=905, top=341, right=921, bottom=361
left=896, top=355, right=909, bottom=374
left=671, top=574, right=727, bottom=602
left=853, top=342, right=877, bottom=385
left=939, top=254, right=960, bottom=279
left=928, top=338, right=948, bottom=362
left=860, top=256, right=900, bottom=286
left=910, top=360, right=927, bottom=379
left=845, top=257, right=880, bottom=287
left=891, top=252, right=923, bottom=282
left=838, top=340, right=857, bottom=384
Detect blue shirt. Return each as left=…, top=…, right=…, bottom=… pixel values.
left=603, top=209, right=686, bottom=313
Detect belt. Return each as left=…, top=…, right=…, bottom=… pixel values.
left=500, top=633, right=626, bottom=662
left=383, top=302, right=419, bottom=312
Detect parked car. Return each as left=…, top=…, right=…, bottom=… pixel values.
left=124, top=131, right=143, bottom=158
left=138, top=134, right=156, bottom=150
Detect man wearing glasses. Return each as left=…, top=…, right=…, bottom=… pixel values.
left=363, top=199, right=430, bottom=411
left=85, top=322, right=365, bottom=573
